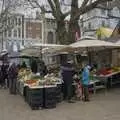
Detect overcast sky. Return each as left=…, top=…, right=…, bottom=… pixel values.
left=16, top=0, right=83, bottom=18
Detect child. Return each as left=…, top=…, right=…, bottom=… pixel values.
left=75, top=80, right=82, bottom=100
left=74, top=74, right=83, bottom=100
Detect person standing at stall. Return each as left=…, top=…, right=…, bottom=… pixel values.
left=82, top=65, right=91, bottom=102
left=8, top=63, right=18, bottom=94
left=61, top=60, right=75, bottom=103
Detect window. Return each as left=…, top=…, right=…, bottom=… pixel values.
left=18, top=18, right=21, bottom=25
left=102, top=21, right=105, bottom=27
left=101, top=9, right=105, bottom=15
left=4, top=31, right=7, bottom=37
left=47, top=31, right=54, bottom=44
left=15, top=17, right=18, bottom=25
left=22, top=40, right=24, bottom=46
left=52, top=56, right=56, bottom=62
left=27, top=31, right=32, bottom=38
left=14, top=29, right=17, bottom=37
left=88, top=22, right=91, bottom=29
left=36, top=26, right=40, bottom=30
left=8, top=30, right=12, bottom=37
left=18, top=28, right=21, bottom=38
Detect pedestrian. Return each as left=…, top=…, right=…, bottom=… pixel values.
left=8, top=63, right=18, bottom=94
left=1, top=63, right=8, bottom=88
left=61, top=60, right=75, bottom=103
left=82, top=64, right=91, bottom=102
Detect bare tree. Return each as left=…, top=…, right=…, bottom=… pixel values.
left=26, top=0, right=113, bottom=44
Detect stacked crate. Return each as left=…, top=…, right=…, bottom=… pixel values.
left=26, top=86, right=44, bottom=110
left=43, top=85, right=57, bottom=108
left=56, top=83, right=62, bottom=103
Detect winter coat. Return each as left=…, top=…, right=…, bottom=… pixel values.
left=82, top=67, right=90, bottom=85
left=61, top=63, right=75, bottom=84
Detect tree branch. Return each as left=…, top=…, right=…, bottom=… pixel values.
left=81, top=0, right=89, bottom=7
left=28, top=0, right=52, bottom=13
left=48, top=0, right=57, bottom=18
left=73, top=0, right=113, bottom=21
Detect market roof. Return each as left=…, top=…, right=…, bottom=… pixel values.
left=70, top=38, right=114, bottom=48
left=21, top=43, right=68, bottom=57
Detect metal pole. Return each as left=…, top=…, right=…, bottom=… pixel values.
left=2, top=31, right=3, bottom=50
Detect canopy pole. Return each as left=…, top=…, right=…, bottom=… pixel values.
left=87, top=47, right=91, bottom=65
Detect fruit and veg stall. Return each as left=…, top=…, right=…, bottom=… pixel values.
left=93, top=67, right=120, bottom=88
left=17, top=68, right=62, bottom=110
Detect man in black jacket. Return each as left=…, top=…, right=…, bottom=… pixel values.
left=61, top=60, right=75, bottom=103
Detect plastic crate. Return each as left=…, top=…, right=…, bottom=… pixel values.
left=26, top=87, right=44, bottom=110
left=43, top=87, right=57, bottom=109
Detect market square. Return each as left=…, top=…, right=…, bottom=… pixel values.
left=0, top=0, right=120, bottom=120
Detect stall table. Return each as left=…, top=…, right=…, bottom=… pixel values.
left=89, top=80, right=106, bottom=94
left=94, top=71, right=120, bottom=88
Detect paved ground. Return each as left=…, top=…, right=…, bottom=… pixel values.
left=0, top=88, right=120, bottom=120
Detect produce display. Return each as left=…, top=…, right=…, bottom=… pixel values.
left=96, top=67, right=120, bottom=76
left=18, top=69, right=61, bottom=87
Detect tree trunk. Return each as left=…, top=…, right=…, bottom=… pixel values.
left=68, top=0, right=80, bottom=44
left=56, top=20, right=69, bottom=45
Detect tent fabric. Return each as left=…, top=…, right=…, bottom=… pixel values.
left=20, top=44, right=67, bottom=57
left=70, top=39, right=114, bottom=48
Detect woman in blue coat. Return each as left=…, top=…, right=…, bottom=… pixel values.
left=82, top=65, right=91, bottom=102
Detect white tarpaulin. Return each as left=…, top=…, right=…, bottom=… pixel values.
left=70, top=39, right=115, bottom=48
left=20, top=43, right=67, bottom=57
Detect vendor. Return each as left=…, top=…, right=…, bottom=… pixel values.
left=21, top=61, right=27, bottom=69
left=61, top=60, right=75, bottom=103
left=39, top=61, right=48, bottom=77
left=30, top=59, right=38, bottom=74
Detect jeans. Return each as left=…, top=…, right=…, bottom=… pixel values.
left=83, top=85, right=89, bottom=100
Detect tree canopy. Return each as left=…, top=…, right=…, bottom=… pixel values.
left=27, top=0, right=113, bottom=44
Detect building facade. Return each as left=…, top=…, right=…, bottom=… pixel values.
left=80, top=2, right=120, bottom=38
left=2, top=12, right=57, bottom=53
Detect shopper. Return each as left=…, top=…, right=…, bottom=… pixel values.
left=1, top=63, right=8, bottom=88
left=21, top=61, right=27, bottom=68
left=82, top=65, right=91, bottom=102
left=61, top=60, right=75, bottom=103
left=8, top=63, right=18, bottom=94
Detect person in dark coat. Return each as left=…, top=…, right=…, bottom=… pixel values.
left=61, top=60, right=75, bottom=103
left=31, top=59, right=38, bottom=73
left=21, top=61, right=27, bottom=69
left=39, top=61, right=48, bottom=77
left=8, top=63, right=18, bottom=94
left=1, top=63, right=8, bottom=88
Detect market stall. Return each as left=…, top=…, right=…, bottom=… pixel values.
left=57, top=37, right=120, bottom=90
left=93, top=67, right=120, bottom=88
left=17, top=68, right=62, bottom=110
